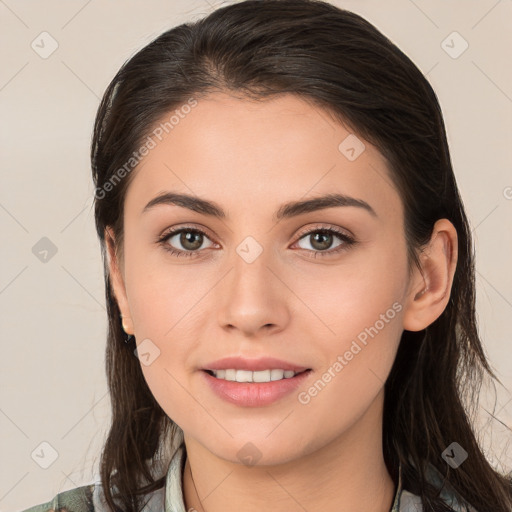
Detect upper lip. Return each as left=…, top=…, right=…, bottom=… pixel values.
left=202, top=356, right=310, bottom=373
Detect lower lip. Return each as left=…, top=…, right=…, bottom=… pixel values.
left=201, top=369, right=312, bottom=407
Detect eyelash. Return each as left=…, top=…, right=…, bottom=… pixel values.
left=157, top=225, right=356, bottom=259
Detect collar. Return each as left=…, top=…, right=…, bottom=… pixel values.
left=164, top=443, right=404, bottom=512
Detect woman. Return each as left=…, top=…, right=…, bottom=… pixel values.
left=21, top=0, right=512, bottom=511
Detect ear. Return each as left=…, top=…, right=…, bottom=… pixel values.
left=402, top=219, right=458, bottom=332
left=105, top=226, right=134, bottom=335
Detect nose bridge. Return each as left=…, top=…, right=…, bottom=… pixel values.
left=216, top=233, right=288, bottom=335
left=231, top=233, right=275, bottom=304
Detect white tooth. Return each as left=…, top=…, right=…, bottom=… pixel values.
left=214, top=369, right=297, bottom=382
left=270, top=369, right=285, bottom=381
left=225, top=369, right=237, bottom=381
left=235, top=370, right=253, bottom=382
left=252, top=370, right=271, bottom=382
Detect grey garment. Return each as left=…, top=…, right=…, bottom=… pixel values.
left=19, top=442, right=476, bottom=512
left=414, top=462, right=480, bottom=512
left=92, top=477, right=165, bottom=512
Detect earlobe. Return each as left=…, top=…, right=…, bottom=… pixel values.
left=105, top=227, right=134, bottom=335
left=402, top=219, right=458, bottom=332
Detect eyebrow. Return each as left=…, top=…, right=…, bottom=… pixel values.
left=141, top=191, right=377, bottom=220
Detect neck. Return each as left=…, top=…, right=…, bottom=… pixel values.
left=182, top=389, right=396, bottom=512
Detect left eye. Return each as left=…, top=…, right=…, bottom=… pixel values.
left=296, top=229, right=348, bottom=252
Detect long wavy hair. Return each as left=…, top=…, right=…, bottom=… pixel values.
left=90, top=1, right=512, bottom=511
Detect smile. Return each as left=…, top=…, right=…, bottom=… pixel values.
left=201, top=368, right=313, bottom=407
left=205, top=368, right=307, bottom=383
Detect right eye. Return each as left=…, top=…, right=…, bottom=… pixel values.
left=158, top=227, right=216, bottom=258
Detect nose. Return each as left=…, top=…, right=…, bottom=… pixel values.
left=216, top=246, right=291, bottom=338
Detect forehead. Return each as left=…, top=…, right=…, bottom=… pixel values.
left=124, top=92, right=402, bottom=224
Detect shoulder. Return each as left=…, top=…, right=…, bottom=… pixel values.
left=398, top=462, right=480, bottom=512
left=399, top=488, right=479, bottom=512
left=19, top=478, right=166, bottom=512
left=18, top=484, right=96, bottom=512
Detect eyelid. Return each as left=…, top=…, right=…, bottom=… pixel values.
left=293, top=222, right=354, bottom=241
left=159, top=223, right=215, bottom=240
left=157, top=222, right=356, bottom=258
left=158, top=223, right=352, bottom=244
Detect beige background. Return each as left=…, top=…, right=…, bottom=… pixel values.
left=1, top=1, right=511, bottom=511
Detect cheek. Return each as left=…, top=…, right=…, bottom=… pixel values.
left=124, top=252, right=210, bottom=429
left=139, top=356, right=205, bottom=435
left=123, top=238, right=201, bottom=339
left=122, top=243, right=212, bottom=388
left=294, top=237, right=407, bottom=344
left=290, top=242, right=406, bottom=411
left=291, top=301, right=403, bottom=451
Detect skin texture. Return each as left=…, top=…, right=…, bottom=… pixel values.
left=106, top=92, right=458, bottom=512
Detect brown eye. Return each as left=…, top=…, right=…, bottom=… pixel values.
left=177, top=231, right=204, bottom=251
left=293, top=226, right=356, bottom=258
left=160, top=228, right=214, bottom=256
left=297, top=229, right=346, bottom=252
left=306, top=231, right=336, bottom=251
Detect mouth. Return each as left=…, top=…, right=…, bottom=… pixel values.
left=203, top=368, right=312, bottom=383
left=201, top=367, right=313, bottom=407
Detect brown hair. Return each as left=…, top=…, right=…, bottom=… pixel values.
left=91, top=1, right=512, bottom=510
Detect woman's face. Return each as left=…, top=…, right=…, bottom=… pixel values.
left=110, top=91, right=417, bottom=464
